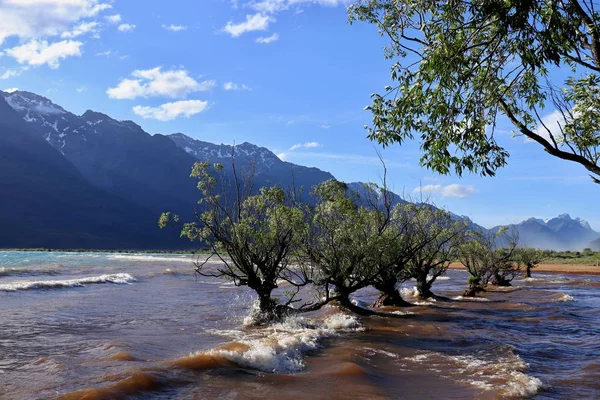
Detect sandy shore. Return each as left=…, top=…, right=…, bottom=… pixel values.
left=448, top=262, right=600, bottom=276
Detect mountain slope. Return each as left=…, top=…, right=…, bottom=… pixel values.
left=492, top=215, right=600, bottom=250
left=168, top=133, right=335, bottom=200
left=0, top=94, right=173, bottom=249
left=1, top=91, right=199, bottom=216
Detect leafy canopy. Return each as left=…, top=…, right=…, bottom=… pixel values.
left=349, top=0, right=600, bottom=183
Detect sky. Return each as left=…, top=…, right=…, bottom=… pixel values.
left=0, top=0, right=597, bottom=230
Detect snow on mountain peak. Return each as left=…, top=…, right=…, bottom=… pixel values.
left=3, top=91, right=66, bottom=115
left=575, top=217, right=592, bottom=230
left=168, top=134, right=279, bottom=168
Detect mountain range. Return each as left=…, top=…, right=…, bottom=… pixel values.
left=0, top=90, right=597, bottom=250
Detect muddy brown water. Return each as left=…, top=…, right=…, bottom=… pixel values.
left=1, top=251, right=599, bottom=399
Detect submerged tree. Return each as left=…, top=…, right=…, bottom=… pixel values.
left=458, top=227, right=519, bottom=296
left=304, top=179, right=381, bottom=313
left=515, top=247, right=544, bottom=278
left=404, top=206, right=467, bottom=299
left=159, top=161, right=310, bottom=322
left=349, top=0, right=600, bottom=183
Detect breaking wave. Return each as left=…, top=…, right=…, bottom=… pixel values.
left=0, top=273, right=135, bottom=292
left=176, top=313, right=362, bottom=374
left=107, top=254, right=195, bottom=263
left=399, top=346, right=543, bottom=397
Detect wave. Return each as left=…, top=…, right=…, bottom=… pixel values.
left=452, top=296, right=490, bottom=302
left=399, top=347, right=543, bottom=398
left=0, top=267, right=61, bottom=277
left=107, top=254, right=195, bottom=263
left=175, top=312, right=362, bottom=374
left=0, top=273, right=135, bottom=292
left=556, top=293, right=576, bottom=302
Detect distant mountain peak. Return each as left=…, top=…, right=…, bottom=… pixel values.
left=3, top=90, right=66, bottom=116
left=168, top=133, right=280, bottom=168
left=557, top=213, right=572, bottom=220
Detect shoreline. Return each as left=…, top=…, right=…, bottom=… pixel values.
left=448, top=262, right=600, bottom=276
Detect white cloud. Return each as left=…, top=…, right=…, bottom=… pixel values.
left=0, top=0, right=111, bottom=44
left=223, top=13, right=272, bottom=37
left=96, top=50, right=111, bottom=56
left=133, top=100, right=209, bottom=121
left=277, top=152, right=288, bottom=161
left=289, top=141, right=322, bottom=150
left=5, top=40, right=82, bottom=69
left=320, top=124, right=330, bottom=129
left=249, top=0, right=351, bottom=14
left=0, top=67, right=28, bottom=80
left=224, top=82, right=251, bottom=91
left=76, top=86, right=87, bottom=93
left=107, top=67, right=216, bottom=100
left=3, top=88, right=19, bottom=93
left=117, top=23, right=136, bottom=32
left=256, top=33, right=279, bottom=44
left=105, top=14, right=121, bottom=24
left=163, top=24, right=187, bottom=31
left=413, top=184, right=478, bottom=198
left=61, top=21, right=100, bottom=39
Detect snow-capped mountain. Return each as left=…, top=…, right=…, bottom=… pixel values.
left=0, top=89, right=596, bottom=250
left=1, top=91, right=142, bottom=156
left=168, top=133, right=335, bottom=198
left=169, top=133, right=280, bottom=169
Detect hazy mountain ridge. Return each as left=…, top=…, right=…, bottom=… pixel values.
left=492, top=214, right=600, bottom=251
left=0, top=90, right=596, bottom=250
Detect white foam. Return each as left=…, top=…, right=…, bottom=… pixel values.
left=414, top=298, right=437, bottom=306
left=504, top=371, right=544, bottom=397
left=362, top=347, right=399, bottom=359
left=400, top=286, right=419, bottom=297
left=391, top=310, right=414, bottom=316
left=452, top=296, right=490, bottom=302
left=0, top=273, right=135, bottom=292
left=558, top=293, right=576, bottom=302
left=400, top=349, right=542, bottom=397
left=197, top=313, right=362, bottom=374
left=107, top=254, right=195, bottom=263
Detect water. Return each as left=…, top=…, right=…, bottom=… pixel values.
left=1, top=251, right=599, bottom=399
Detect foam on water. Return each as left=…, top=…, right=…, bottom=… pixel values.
left=557, top=293, right=576, bottom=302
left=452, top=296, right=490, bottom=302
left=183, top=313, right=362, bottom=374
left=0, top=273, right=135, bottom=292
left=107, top=254, right=195, bottom=263
left=400, top=348, right=543, bottom=398
left=400, top=286, right=419, bottom=297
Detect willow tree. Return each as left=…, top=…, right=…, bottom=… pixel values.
left=159, top=162, right=309, bottom=322
left=515, top=247, right=543, bottom=278
left=304, top=179, right=380, bottom=312
left=349, top=0, right=600, bottom=183
left=458, top=227, right=519, bottom=296
left=404, top=206, right=467, bottom=299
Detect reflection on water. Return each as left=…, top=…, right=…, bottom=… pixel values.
left=1, top=251, right=599, bottom=399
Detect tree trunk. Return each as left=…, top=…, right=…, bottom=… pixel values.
left=415, top=275, right=434, bottom=299
left=372, top=283, right=412, bottom=307
left=463, top=283, right=486, bottom=297
left=526, top=265, right=532, bottom=278
left=491, top=273, right=512, bottom=287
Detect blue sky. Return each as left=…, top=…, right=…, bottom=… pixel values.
left=0, top=0, right=597, bottom=230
